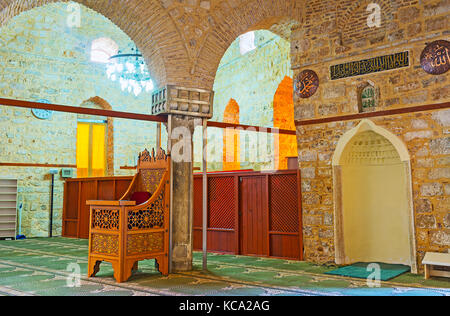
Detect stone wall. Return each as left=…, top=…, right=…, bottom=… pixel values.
left=292, top=0, right=450, bottom=269
left=0, top=3, right=159, bottom=237
left=297, top=110, right=449, bottom=267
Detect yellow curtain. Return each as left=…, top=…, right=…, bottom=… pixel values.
left=76, top=123, right=90, bottom=178
left=91, top=124, right=106, bottom=177
left=76, top=123, right=106, bottom=178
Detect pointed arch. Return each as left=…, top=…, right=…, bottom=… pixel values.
left=332, top=119, right=417, bottom=273
left=332, top=119, right=410, bottom=166
left=223, top=99, right=240, bottom=171
left=273, top=76, right=297, bottom=170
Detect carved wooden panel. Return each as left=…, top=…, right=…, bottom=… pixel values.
left=126, top=232, right=164, bottom=256
left=138, top=169, right=165, bottom=193
left=127, top=191, right=165, bottom=230
left=138, top=148, right=169, bottom=170
left=91, top=233, right=119, bottom=255
left=92, top=208, right=120, bottom=230
left=88, top=148, right=171, bottom=283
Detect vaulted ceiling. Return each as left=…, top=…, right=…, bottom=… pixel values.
left=0, top=0, right=304, bottom=89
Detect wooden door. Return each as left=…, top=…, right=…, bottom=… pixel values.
left=239, top=176, right=269, bottom=256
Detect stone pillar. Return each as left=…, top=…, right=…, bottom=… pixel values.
left=168, top=115, right=198, bottom=272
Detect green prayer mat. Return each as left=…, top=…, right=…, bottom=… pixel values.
left=325, top=262, right=411, bottom=281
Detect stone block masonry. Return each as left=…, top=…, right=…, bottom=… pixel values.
left=297, top=110, right=449, bottom=268
left=0, top=3, right=159, bottom=237
left=293, top=0, right=449, bottom=270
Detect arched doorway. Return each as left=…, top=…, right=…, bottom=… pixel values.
left=273, top=76, right=297, bottom=169
left=332, top=120, right=417, bottom=273
left=223, top=98, right=240, bottom=171
left=77, top=97, right=114, bottom=177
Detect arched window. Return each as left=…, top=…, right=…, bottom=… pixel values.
left=90, top=37, right=119, bottom=63
left=273, top=76, right=297, bottom=169
left=77, top=97, right=114, bottom=177
left=357, top=81, right=379, bottom=113
left=223, top=99, right=240, bottom=171
left=239, top=31, right=256, bottom=55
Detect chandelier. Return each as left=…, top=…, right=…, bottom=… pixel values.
left=106, top=45, right=154, bottom=96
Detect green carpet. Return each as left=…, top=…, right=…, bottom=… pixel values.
left=0, top=238, right=448, bottom=296
left=325, top=262, right=411, bottom=281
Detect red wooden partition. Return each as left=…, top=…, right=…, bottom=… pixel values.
left=193, top=170, right=303, bottom=260
left=62, top=176, right=133, bottom=239
left=63, top=170, right=303, bottom=260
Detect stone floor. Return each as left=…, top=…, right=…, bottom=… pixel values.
left=0, top=237, right=448, bottom=296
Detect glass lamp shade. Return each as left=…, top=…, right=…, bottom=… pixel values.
left=106, top=46, right=153, bottom=96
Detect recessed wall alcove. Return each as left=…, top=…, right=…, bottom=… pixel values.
left=332, top=120, right=417, bottom=273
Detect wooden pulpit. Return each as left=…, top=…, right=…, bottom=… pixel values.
left=87, top=148, right=170, bottom=283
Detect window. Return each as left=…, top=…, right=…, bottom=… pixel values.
left=239, top=31, right=256, bottom=55
left=358, top=82, right=379, bottom=113
left=273, top=76, right=297, bottom=170
left=76, top=122, right=107, bottom=177
left=223, top=99, right=240, bottom=171
left=90, top=37, right=119, bottom=63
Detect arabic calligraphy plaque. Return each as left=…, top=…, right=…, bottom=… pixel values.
left=421, top=40, right=450, bottom=75
left=295, top=70, right=319, bottom=98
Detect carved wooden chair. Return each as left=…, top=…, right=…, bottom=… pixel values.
left=87, top=148, right=170, bottom=283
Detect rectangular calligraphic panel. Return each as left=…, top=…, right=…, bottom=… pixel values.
left=330, top=51, right=409, bottom=80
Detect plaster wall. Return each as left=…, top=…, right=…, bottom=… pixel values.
left=341, top=163, right=411, bottom=265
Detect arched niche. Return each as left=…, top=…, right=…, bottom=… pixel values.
left=332, top=120, right=417, bottom=273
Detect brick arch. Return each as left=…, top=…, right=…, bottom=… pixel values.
left=193, top=0, right=302, bottom=89
left=337, top=0, right=395, bottom=30
left=223, top=99, right=240, bottom=171
left=0, top=0, right=187, bottom=88
left=273, top=76, right=297, bottom=170
left=336, top=0, right=396, bottom=46
left=80, top=96, right=114, bottom=176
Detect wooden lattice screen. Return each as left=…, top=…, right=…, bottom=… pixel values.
left=269, top=174, right=299, bottom=233
left=193, top=170, right=302, bottom=260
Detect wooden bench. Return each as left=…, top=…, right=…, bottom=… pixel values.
left=422, top=252, right=450, bottom=279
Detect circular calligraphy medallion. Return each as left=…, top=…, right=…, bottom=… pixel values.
left=420, top=40, right=450, bottom=75
left=294, top=70, right=319, bottom=98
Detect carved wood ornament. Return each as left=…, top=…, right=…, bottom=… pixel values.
left=87, top=148, right=171, bottom=283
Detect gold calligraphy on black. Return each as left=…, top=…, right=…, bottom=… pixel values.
left=330, top=51, right=410, bottom=80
